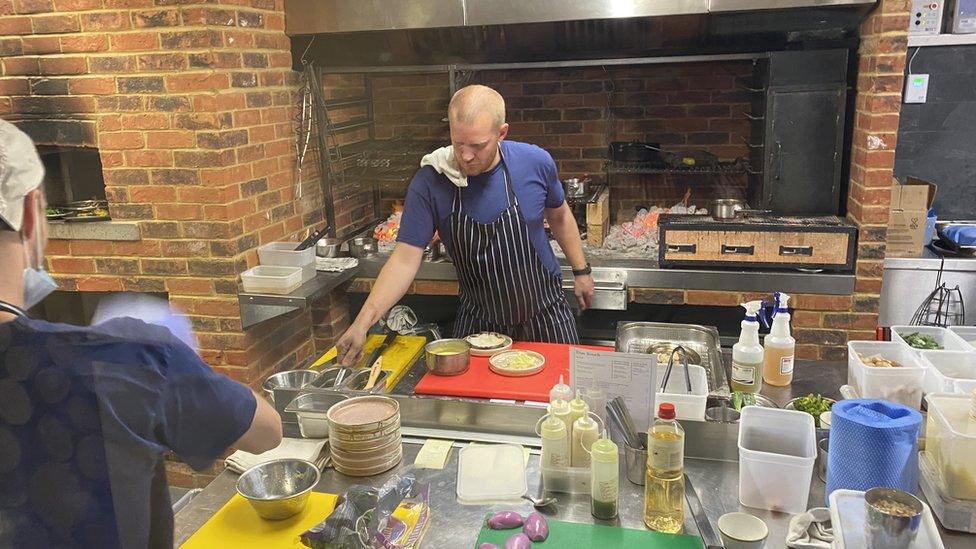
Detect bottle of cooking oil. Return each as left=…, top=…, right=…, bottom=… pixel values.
left=762, top=292, right=795, bottom=387
left=731, top=300, right=765, bottom=393
left=644, top=402, right=685, bottom=534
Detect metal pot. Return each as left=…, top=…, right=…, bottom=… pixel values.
left=563, top=177, right=590, bottom=198
left=315, top=238, right=342, bottom=258
left=712, top=199, right=748, bottom=220
left=348, top=236, right=377, bottom=258
left=424, top=338, right=470, bottom=376
left=422, top=243, right=441, bottom=263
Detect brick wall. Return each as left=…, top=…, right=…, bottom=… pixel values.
left=1, top=0, right=354, bottom=485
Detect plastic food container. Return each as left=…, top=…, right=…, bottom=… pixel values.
left=738, top=406, right=816, bottom=514
left=258, top=242, right=316, bottom=283
left=828, top=489, right=944, bottom=549
left=654, top=363, right=709, bottom=422
left=924, top=393, right=976, bottom=501
left=919, top=350, right=976, bottom=395
left=541, top=464, right=591, bottom=494
left=241, top=265, right=303, bottom=295
left=919, top=451, right=976, bottom=533
left=456, top=443, right=526, bottom=504
left=890, top=325, right=970, bottom=354
left=848, top=341, right=927, bottom=409
left=948, top=326, right=976, bottom=352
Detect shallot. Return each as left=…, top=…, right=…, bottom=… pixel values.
left=478, top=544, right=499, bottom=549
left=522, top=512, right=549, bottom=542
left=504, top=533, right=532, bottom=549
left=486, top=510, right=524, bottom=530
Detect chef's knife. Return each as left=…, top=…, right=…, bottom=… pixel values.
left=684, top=474, right=724, bottom=549
left=360, top=329, right=397, bottom=371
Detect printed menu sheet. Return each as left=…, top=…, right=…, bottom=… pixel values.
left=570, top=349, right=657, bottom=431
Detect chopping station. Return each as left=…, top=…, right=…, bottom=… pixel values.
left=5, top=0, right=976, bottom=548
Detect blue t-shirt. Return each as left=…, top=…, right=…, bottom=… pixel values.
left=0, top=316, right=256, bottom=548
left=396, top=140, right=566, bottom=277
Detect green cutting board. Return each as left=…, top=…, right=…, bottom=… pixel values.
left=474, top=518, right=704, bottom=548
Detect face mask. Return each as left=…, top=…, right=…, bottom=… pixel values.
left=22, top=208, right=57, bottom=309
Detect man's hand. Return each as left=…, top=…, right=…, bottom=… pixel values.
left=336, top=324, right=368, bottom=367
left=574, top=273, right=595, bottom=310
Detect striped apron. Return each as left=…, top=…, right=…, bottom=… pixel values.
left=449, top=158, right=579, bottom=343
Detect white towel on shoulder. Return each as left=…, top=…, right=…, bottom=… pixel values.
left=420, top=146, right=467, bottom=188
left=224, top=437, right=327, bottom=474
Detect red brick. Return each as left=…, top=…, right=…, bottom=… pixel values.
left=2, top=57, right=39, bottom=75
left=115, top=240, right=161, bottom=257
left=796, top=344, right=821, bottom=361
left=53, top=0, right=102, bottom=9
left=0, top=16, right=31, bottom=34
left=124, top=150, right=172, bottom=167
left=129, top=185, right=177, bottom=202
left=37, top=56, right=86, bottom=75
left=68, top=76, right=115, bottom=94
left=110, top=32, right=159, bottom=52
left=31, top=13, right=80, bottom=33
left=14, top=0, right=52, bottom=14
left=59, top=34, right=107, bottom=53
left=120, top=113, right=168, bottom=130
left=76, top=277, right=123, bottom=292
left=0, top=78, right=29, bottom=95
left=50, top=257, right=95, bottom=274
left=413, top=281, right=459, bottom=295
left=855, top=278, right=883, bottom=294
left=147, top=131, right=193, bottom=149
left=792, top=294, right=853, bottom=312
left=68, top=240, right=113, bottom=256
left=99, top=131, right=145, bottom=150
left=80, top=11, right=128, bottom=31
left=165, top=73, right=229, bottom=93
left=166, top=278, right=214, bottom=296
left=156, top=203, right=202, bottom=220
left=21, top=35, right=59, bottom=54
left=685, top=290, right=740, bottom=306
left=793, top=311, right=822, bottom=328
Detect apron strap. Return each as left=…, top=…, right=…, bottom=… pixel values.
left=0, top=300, right=27, bottom=317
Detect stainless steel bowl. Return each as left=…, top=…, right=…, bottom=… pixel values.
left=315, top=238, right=342, bottom=258
left=262, top=369, right=319, bottom=404
left=236, top=459, right=320, bottom=520
left=425, top=338, right=471, bottom=376
left=422, top=244, right=441, bottom=263
left=712, top=198, right=748, bottom=220
left=864, top=487, right=924, bottom=549
left=348, top=236, right=377, bottom=258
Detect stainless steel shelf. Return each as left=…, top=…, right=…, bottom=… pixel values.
left=238, top=267, right=362, bottom=328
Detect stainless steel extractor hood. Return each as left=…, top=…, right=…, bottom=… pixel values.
left=285, top=0, right=875, bottom=36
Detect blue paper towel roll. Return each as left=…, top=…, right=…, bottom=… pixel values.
left=825, top=399, right=922, bottom=505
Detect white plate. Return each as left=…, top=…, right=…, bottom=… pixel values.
left=464, top=332, right=513, bottom=356
left=489, top=350, right=545, bottom=377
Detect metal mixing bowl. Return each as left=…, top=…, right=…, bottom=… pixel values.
left=348, top=236, right=377, bottom=258
left=315, top=238, right=342, bottom=258
left=236, top=459, right=321, bottom=520
left=424, top=338, right=471, bottom=376
left=262, top=369, right=319, bottom=404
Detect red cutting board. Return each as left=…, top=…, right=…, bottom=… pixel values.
left=414, top=342, right=613, bottom=402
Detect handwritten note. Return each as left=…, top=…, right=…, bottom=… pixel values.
left=570, top=349, right=657, bottom=431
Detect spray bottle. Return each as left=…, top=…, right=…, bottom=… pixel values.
left=762, top=292, right=795, bottom=387
left=731, top=300, right=766, bottom=393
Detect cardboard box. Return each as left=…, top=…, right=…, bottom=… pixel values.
left=887, top=177, right=937, bottom=257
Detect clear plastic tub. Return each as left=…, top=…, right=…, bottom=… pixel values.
left=920, top=350, right=976, bottom=395
left=241, top=265, right=303, bottom=295
left=848, top=340, right=927, bottom=409
left=891, top=325, right=970, bottom=354
left=541, top=464, right=590, bottom=494
left=924, top=393, right=976, bottom=501
left=948, top=326, right=976, bottom=351
left=456, top=443, right=526, bottom=504
left=919, top=450, right=976, bottom=533
left=258, top=241, right=316, bottom=283
left=655, top=363, right=709, bottom=422
left=738, top=406, right=816, bottom=514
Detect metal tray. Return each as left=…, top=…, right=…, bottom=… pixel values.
left=284, top=391, right=349, bottom=438
left=615, top=321, right=729, bottom=397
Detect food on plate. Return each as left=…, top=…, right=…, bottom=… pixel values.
left=792, top=394, right=834, bottom=422
left=75, top=207, right=109, bottom=218
left=495, top=351, right=541, bottom=371
left=46, top=207, right=67, bottom=217
left=857, top=353, right=902, bottom=368
left=466, top=332, right=508, bottom=349
left=902, top=332, right=942, bottom=350
left=522, top=512, right=549, bottom=542
left=873, top=498, right=919, bottom=517
left=486, top=511, right=523, bottom=530
left=428, top=340, right=468, bottom=356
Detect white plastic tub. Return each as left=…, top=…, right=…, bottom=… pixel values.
left=891, top=325, right=970, bottom=354
left=920, top=350, right=976, bottom=395
left=655, top=363, right=709, bottom=422
left=258, top=241, right=316, bottom=283
left=848, top=340, right=927, bottom=409
left=948, top=326, right=976, bottom=351
left=738, top=406, right=816, bottom=514
left=541, top=464, right=590, bottom=494
left=241, top=265, right=303, bottom=295
left=925, top=393, right=976, bottom=502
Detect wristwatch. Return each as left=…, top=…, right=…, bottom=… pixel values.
left=572, top=263, right=592, bottom=276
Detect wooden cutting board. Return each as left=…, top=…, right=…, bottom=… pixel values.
left=475, top=518, right=704, bottom=548
left=414, top=342, right=613, bottom=402
left=180, top=492, right=337, bottom=549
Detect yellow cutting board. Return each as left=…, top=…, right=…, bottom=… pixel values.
left=181, top=492, right=337, bottom=549
left=310, top=335, right=426, bottom=391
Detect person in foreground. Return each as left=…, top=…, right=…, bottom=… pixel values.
left=337, top=85, right=594, bottom=366
left=0, top=119, right=283, bottom=547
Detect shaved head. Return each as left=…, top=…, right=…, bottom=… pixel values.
left=449, top=85, right=506, bottom=129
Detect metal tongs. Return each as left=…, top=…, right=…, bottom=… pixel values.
left=660, top=345, right=693, bottom=394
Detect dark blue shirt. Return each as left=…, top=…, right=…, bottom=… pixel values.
left=0, top=316, right=256, bottom=548
left=396, top=140, right=566, bottom=277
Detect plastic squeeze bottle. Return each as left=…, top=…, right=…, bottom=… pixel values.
left=549, top=397, right=574, bottom=433
left=590, top=431, right=619, bottom=520
left=568, top=390, right=589, bottom=435
left=540, top=413, right=570, bottom=468
left=571, top=412, right=600, bottom=467
left=731, top=300, right=765, bottom=393
left=762, top=292, right=796, bottom=387
left=549, top=375, right=573, bottom=403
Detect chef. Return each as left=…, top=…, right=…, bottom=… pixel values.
left=337, top=85, right=593, bottom=366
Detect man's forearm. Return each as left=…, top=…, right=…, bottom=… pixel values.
left=353, top=244, right=421, bottom=329
left=548, top=206, right=588, bottom=270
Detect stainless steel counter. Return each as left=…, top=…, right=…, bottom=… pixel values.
left=173, top=359, right=974, bottom=548
left=237, top=267, right=362, bottom=328
left=880, top=249, right=976, bottom=326
left=357, top=256, right=856, bottom=295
